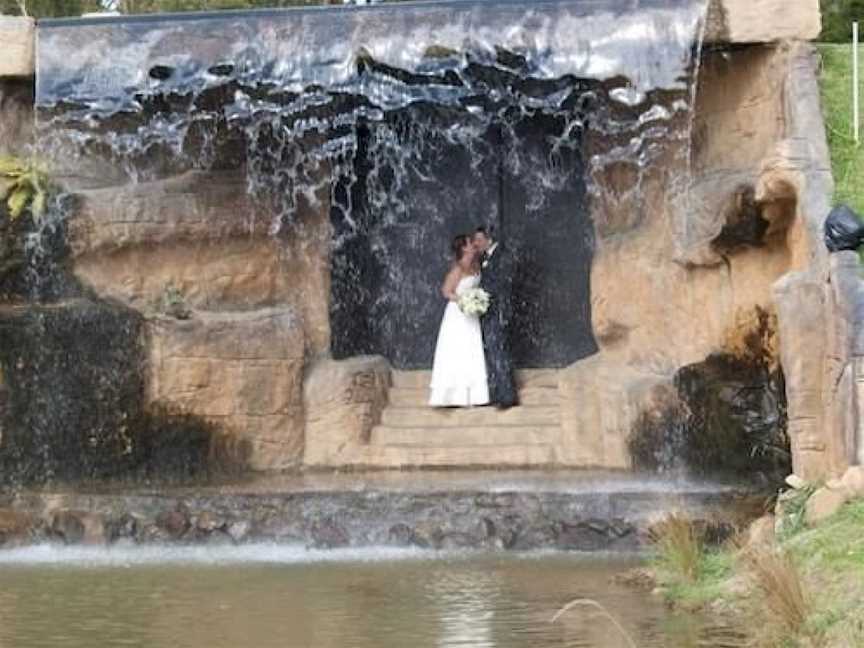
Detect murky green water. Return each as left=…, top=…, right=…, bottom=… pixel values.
left=0, top=546, right=743, bottom=648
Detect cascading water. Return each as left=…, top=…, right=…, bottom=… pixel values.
left=33, top=0, right=708, bottom=368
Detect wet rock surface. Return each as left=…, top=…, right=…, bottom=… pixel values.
left=0, top=484, right=764, bottom=551
left=629, top=307, right=790, bottom=485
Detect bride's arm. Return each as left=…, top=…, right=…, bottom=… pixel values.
left=441, top=266, right=461, bottom=302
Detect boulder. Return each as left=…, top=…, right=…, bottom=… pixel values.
left=746, top=514, right=776, bottom=548
left=195, top=511, right=226, bottom=533
left=785, top=475, right=808, bottom=490
left=805, top=487, right=849, bottom=526
left=226, top=520, right=250, bottom=543
left=107, top=514, right=139, bottom=542
left=155, top=509, right=191, bottom=539
left=840, top=466, right=864, bottom=499
left=50, top=510, right=107, bottom=545
left=0, top=509, right=36, bottom=546
left=303, top=356, right=391, bottom=466
left=309, top=519, right=349, bottom=549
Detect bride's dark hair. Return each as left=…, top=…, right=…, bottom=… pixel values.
left=450, top=234, right=469, bottom=260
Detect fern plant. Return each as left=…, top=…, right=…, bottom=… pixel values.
left=0, top=156, right=51, bottom=223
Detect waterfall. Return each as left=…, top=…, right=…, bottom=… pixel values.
left=33, top=0, right=708, bottom=369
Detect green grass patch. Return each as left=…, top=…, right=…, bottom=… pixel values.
left=788, top=499, right=864, bottom=644
left=818, top=44, right=864, bottom=217
left=776, top=484, right=818, bottom=542
left=652, top=548, right=737, bottom=610
left=651, top=500, right=864, bottom=645
left=786, top=498, right=864, bottom=573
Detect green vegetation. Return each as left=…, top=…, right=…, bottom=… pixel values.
left=0, top=156, right=51, bottom=223
left=820, top=0, right=864, bottom=43
left=651, top=500, right=864, bottom=647
left=776, top=483, right=818, bottom=541
left=0, top=0, right=99, bottom=17
left=783, top=499, right=864, bottom=644
left=648, top=513, right=704, bottom=583
left=654, top=548, right=736, bottom=611
left=818, top=44, right=864, bottom=218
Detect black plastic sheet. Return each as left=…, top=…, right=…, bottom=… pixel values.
left=825, top=204, right=864, bottom=252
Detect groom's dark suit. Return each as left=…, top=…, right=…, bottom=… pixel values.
left=479, top=242, right=518, bottom=408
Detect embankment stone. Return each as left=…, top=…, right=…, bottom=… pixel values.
left=705, top=0, right=820, bottom=44
left=147, top=309, right=305, bottom=471
left=805, top=487, right=848, bottom=526
left=0, top=17, right=35, bottom=78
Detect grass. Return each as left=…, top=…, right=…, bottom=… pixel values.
left=649, top=499, right=864, bottom=647
left=659, top=550, right=737, bottom=610
left=817, top=44, right=864, bottom=218
left=784, top=498, right=864, bottom=645
left=649, top=514, right=738, bottom=611
left=648, top=513, right=703, bottom=583
left=776, top=483, right=818, bottom=542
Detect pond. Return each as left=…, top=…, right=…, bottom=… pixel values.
left=0, top=546, right=745, bottom=648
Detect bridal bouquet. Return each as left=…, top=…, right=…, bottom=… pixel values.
left=458, top=287, right=490, bottom=316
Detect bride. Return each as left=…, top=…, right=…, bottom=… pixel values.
left=429, top=234, right=490, bottom=407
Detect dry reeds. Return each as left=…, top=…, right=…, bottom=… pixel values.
left=740, top=545, right=809, bottom=636
left=649, top=513, right=703, bottom=583
left=551, top=598, right=638, bottom=648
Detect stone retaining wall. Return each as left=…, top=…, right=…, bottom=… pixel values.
left=0, top=486, right=763, bottom=550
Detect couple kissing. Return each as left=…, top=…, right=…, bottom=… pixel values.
left=429, top=226, right=519, bottom=410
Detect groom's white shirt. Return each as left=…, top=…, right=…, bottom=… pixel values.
left=482, top=242, right=498, bottom=268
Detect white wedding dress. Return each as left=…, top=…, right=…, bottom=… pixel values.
left=429, top=274, right=490, bottom=406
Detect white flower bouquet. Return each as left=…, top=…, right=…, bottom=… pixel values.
left=458, top=287, right=490, bottom=316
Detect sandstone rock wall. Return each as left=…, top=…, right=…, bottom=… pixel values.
left=147, top=309, right=305, bottom=470
left=3, top=5, right=858, bottom=480
left=561, top=44, right=810, bottom=470
left=705, top=0, right=820, bottom=45
left=54, top=166, right=333, bottom=472
left=0, top=18, right=34, bottom=157
left=0, top=17, right=34, bottom=79
left=303, top=355, right=391, bottom=467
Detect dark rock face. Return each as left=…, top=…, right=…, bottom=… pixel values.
left=0, top=300, right=147, bottom=484
left=0, top=486, right=764, bottom=551
left=0, top=301, right=234, bottom=486
left=675, top=353, right=788, bottom=480
left=50, top=509, right=106, bottom=545
left=629, top=307, right=790, bottom=485
left=711, top=184, right=772, bottom=254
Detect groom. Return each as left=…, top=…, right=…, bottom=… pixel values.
left=473, top=226, right=518, bottom=409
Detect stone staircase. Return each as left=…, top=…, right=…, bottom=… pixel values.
left=350, top=369, right=563, bottom=468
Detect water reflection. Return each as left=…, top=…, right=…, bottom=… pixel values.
left=428, top=570, right=499, bottom=647
left=0, top=549, right=745, bottom=648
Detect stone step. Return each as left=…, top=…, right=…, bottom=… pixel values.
left=371, top=424, right=562, bottom=446
left=387, top=386, right=561, bottom=407
left=380, top=406, right=560, bottom=427
left=392, top=369, right=559, bottom=390
left=349, top=443, right=556, bottom=467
